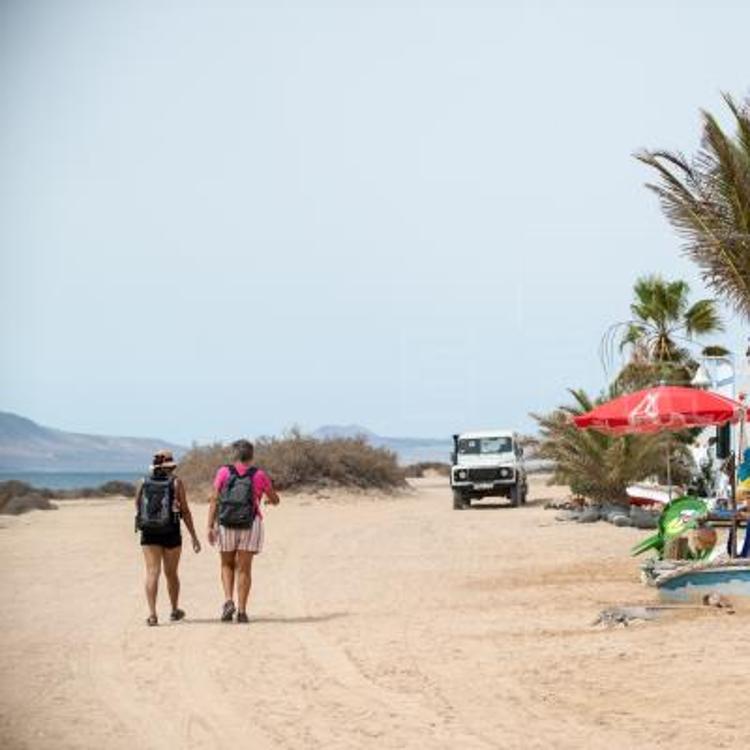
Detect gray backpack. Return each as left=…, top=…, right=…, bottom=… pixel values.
left=218, top=465, right=258, bottom=528
left=137, top=476, right=176, bottom=532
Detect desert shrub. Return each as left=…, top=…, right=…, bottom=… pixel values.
left=1, top=493, right=57, bottom=515
left=79, top=481, right=137, bottom=498
left=41, top=481, right=138, bottom=500
left=0, top=479, right=136, bottom=508
left=177, top=431, right=406, bottom=496
left=97, top=480, right=136, bottom=496
left=0, top=481, right=37, bottom=505
left=403, top=462, right=451, bottom=478
left=0, top=482, right=57, bottom=515
left=175, top=442, right=231, bottom=496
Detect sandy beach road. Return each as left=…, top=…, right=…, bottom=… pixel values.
left=1, top=477, right=748, bottom=749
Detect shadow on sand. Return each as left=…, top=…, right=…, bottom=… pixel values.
left=466, top=502, right=516, bottom=510
left=467, top=498, right=545, bottom=510
left=178, top=612, right=349, bottom=626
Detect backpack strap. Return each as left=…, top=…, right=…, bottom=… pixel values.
left=246, top=467, right=259, bottom=501
left=221, top=464, right=239, bottom=495
left=170, top=476, right=181, bottom=515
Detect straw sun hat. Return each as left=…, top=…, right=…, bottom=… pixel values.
left=151, top=449, right=177, bottom=472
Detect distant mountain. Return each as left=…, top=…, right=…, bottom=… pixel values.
left=312, top=424, right=452, bottom=464
left=0, top=412, right=186, bottom=472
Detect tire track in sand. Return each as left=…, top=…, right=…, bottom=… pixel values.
left=273, top=507, right=499, bottom=749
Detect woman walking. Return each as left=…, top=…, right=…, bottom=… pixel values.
left=135, top=449, right=201, bottom=626
left=206, top=439, right=280, bottom=623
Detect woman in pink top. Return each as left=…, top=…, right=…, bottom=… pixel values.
left=206, top=439, right=280, bottom=623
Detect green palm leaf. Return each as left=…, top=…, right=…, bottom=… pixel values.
left=637, top=94, right=750, bottom=319
left=610, top=274, right=723, bottom=392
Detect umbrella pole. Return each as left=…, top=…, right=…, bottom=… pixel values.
left=730, top=450, right=737, bottom=559
left=666, top=435, right=672, bottom=501
left=730, top=414, right=747, bottom=559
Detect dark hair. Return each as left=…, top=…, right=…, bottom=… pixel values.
left=232, top=439, right=254, bottom=463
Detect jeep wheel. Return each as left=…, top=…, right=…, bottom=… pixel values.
left=509, top=484, right=520, bottom=507
left=453, top=490, right=468, bottom=510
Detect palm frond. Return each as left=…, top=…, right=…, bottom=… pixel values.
left=684, top=298, right=724, bottom=336
left=702, top=344, right=730, bottom=357
left=637, top=94, right=750, bottom=319
left=614, top=275, right=723, bottom=388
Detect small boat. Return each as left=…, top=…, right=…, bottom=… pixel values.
left=642, top=558, right=750, bottom=602
left=626, top=483, right=680, bottom=507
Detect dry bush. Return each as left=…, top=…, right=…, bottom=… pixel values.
left=177, top=432, right=406, bottom=497
left=1, top=493, right=57, bottom=515
left=0, top=480, right=39, bottom=503
left=403, top=462, right=451, bottom=478
left=55, top=480, right=137, bottom=499
left=0, top=481, right=57, bottom=515
left=176, top=442, right=231, bottom=497
left=0, top=480, right=137, bottom=512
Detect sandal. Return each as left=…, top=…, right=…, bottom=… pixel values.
left=221, top=600, right=236, bottom=622
left=237, top=611, right=249, bottom=624
left=146, top=614, right=158, bottom=627
left=170, top=609, right=186, bottom=622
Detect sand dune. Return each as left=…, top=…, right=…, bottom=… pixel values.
left=0, top=476, right=746, bottom=749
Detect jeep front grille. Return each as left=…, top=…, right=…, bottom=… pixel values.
left=466, top=467, right=513, bottom=481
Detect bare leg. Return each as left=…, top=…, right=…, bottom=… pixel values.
left=236, top=551, right=254, bottom=614
left=220, top=551, right=237, bottom=603
left=162, top=546, right=182, bottom=612
left=142, top=546, right=163, bottom=619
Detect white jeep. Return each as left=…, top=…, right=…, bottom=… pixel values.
left=450, top=430, right=527, bottom=509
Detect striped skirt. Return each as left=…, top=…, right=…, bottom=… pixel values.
left=216, top=516, right=264, bottom=553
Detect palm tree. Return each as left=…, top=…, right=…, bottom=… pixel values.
left=605, top=275, right=723, bottom=390
left=532, top=388, right=691, bottom=505
left=621, top=275, right=723, bottom=361
left=636, top=94, right=750, bottom=319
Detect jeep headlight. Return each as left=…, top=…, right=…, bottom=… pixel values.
left=500, top=468, right=512, bottom=478
left=457, top=469, right=468, bottom=480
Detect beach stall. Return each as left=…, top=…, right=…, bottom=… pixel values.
left=574, top=384, right=750, bottom=601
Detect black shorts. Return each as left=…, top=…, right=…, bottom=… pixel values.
left=140, top=528, right=182, bottom=549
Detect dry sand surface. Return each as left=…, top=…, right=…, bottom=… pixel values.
left=1, top=475, right=747, bottom=750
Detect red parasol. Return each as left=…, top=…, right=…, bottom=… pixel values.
left=574, top=383, right=746, bottom=547
left=573, top=385, right=743, bottom=435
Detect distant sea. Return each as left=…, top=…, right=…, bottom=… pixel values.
left=0, top=471, right=142, bottom=490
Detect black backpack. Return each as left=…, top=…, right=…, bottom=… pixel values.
left=137, top=476, right=176, bottom=532
left=218, top=465, right=257, bottom=528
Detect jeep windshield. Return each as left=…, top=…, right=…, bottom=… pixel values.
left=458, top=437, right=513, bottom=455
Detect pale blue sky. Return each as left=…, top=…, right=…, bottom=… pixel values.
left=1, top=0, right=748, bottom=444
